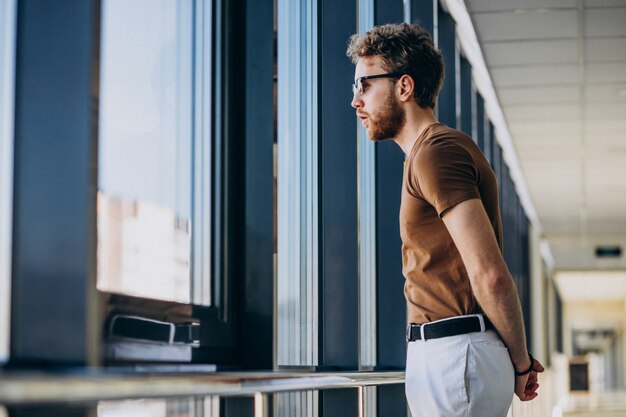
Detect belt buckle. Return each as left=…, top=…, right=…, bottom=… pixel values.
left=466, top=314, right=486, bottom=332
left=420, top=322, right=429, bottom=342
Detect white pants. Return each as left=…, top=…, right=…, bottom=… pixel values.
left=405, top=327, right=514, bottom=417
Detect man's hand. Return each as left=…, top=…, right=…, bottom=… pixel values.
left=514, top=358, right=545, bottom=401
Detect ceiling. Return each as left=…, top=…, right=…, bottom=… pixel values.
left=465, top=0, right=626, bottom=270
left=555, top=270, right=626, bottom=301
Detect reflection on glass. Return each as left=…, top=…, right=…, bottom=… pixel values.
left=274, top=391, right=317, bottom=417
left=97, top=0, right=195, bottom=304
left=0, top=0, right=16, bottom=364
left=97, top=397, right=219, bottom=417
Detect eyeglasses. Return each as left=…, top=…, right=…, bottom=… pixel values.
left=352, top=72, right=404, bottom=96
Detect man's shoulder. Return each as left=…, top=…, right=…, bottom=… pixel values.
left=415, top=124, right=479, bottom=165
left=422, top=123, right=474, bottom=145
left=417, top=126, right=474, bottom=159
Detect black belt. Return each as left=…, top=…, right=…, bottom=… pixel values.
left=406, top=315, right=494, bottom=342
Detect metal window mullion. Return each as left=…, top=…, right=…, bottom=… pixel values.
left=357, top=0, right=376, bottom=370
left=460, top=56, right=473, bottom=137
left=277, top=0, right=319, bottom=367
left=470, top=83, right=476, bottom=140
left=436, top=9, right=456, bottom=127
left=212, top=0, right=225, bottom=312
left=358, top=386, right=377, bottom=417
left=191, top=0, right=212, bottom=306
left=12, top=0, right=99, bottom=365
left=454, top=37, right=461, bottom=130
left=305, top=0, right=318, bottom=366
left=0, top=0, right=17, bottom=364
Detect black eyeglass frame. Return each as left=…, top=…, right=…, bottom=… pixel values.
left=352, top=72, right=404, bottom=96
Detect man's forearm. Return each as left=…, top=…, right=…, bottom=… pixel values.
left=440, top=199, right=532, bottom=371
left=471, top=270, right=531, bottom=371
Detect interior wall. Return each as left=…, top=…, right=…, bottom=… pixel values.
left=530, top=223, right=548, bottom=363
left=563, top=300, right=626, bottom=389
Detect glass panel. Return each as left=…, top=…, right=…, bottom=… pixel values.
left=0, top=0, right=16, bottom=364
left=357, top=0, right=377, bottom=370
left=97, top=0, right=211, bottom=306
left=98, top=397, right=219, bottom=417
left=274, top=391, right=318, bottom=417
left=276, top=0, right=319, bottom=366
left=0, top=398, right=219, bottom=417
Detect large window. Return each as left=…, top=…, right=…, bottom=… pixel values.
left=7, top=0, right=247, bottom=367
left=0, top=0, right=16, bottom=364
left=98, top=0, right=212, bottom=307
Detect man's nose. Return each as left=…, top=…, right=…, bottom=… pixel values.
left=351, top=91, right=362, bottom=109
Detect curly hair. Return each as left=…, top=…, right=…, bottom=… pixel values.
left=346, top=23, right=444, bottom=109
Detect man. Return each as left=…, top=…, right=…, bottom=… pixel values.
left=346, top=23, right=544, bottom=417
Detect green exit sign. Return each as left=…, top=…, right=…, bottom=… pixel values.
left=595, top=246, right=622, bottom=258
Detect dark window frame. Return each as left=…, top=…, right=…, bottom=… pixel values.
left=436, top=8, right=457, bottom=128
left=97, top=0, right=238, bottom=367
left=459, top=55, right=472, bottom=136
left=8, top=0, right=274, bottom=370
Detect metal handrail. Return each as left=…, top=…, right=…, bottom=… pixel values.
left=0, top=370, right=405, bottom=407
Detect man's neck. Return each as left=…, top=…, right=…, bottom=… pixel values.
left=393, top=105, right=438, bottom=157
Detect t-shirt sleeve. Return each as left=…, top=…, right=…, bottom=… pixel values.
left=412, top=138, right=480, bottom=217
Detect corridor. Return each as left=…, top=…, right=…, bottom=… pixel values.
left=2, top=0, right=626, bottom=416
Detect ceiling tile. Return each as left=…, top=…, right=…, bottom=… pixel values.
left=472, top=9, right=579, bottom=42
left=483, top=39, right=578, bottom=67
left=516, top=139, right=582, bottom=151
left=522, top=165, right=582, bottom=176
left=585, top=37, right=626, bottom=62
left=513, top=136, right=582, bottom=149
left=491, top=64, right=580, bottom=87
left=587, top=158, right=626, bottom=172
left=585, top=102, right=626, bottom=119
left=505, top=103, right=582, bottom=121
left=584, top=0, right=626, bottom=6
left=586, top=84, right=626, bottom=101
left=586, top=63, right=626, bottom=83
left=586, top=144, right=626, bottom=159
left=585, top=221, right=626, bottom=237
left=537, top=200, right=582, bottom=213
left=586, top=119, right=626, bottom=131
left=554, top=273, right=626, bottom=302
left=542, top=221, right=582, bottom=237
left=518, top=151, right=582, bottom=162
left=584, top=8, right=626, bottom=37
left=509, top=120, right=583, bottom=134
left=499, top=85, right=580, bottom=105
left=538, top=208, right=582, bottom=223
left=468, top=0, right=578, bottom=13
left=586, top=180, right=626, bottom=193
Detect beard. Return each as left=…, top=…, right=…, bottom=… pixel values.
left=367, top=92, right=406, bottom=141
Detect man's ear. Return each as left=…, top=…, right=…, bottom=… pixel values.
left=398, top=75, right=414, bottom=102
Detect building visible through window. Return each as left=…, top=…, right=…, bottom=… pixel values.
left=97, top=0, right=210, bottom=306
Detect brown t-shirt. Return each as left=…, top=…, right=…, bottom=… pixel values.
left=400, top=123, right=502, bottom=324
